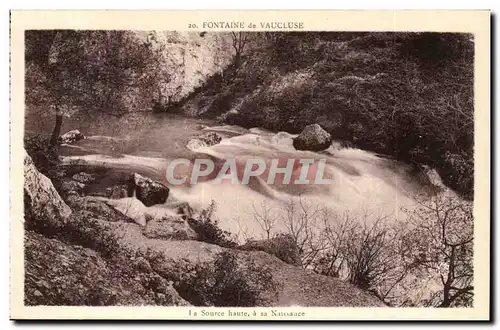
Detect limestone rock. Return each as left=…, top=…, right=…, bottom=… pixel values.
left=128, top=173, right=169, bottom=207
left=24, top=150, right=72, bottom=229
left=59, top=130, right=85, bottom=145
left=293, top=124, right=332, bottom=151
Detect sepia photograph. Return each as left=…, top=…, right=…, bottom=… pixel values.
left=9, top=10, right=491, bottom=321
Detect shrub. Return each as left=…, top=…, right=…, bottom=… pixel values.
left=187, top=201, right=237, bottom=248
left=179, top=250, right=278, bottom=306
left=24, top=134, right=60, bottom=179
left=239, top=233, right=301, bottom=266
left=60, top=214, right=123, bottom=258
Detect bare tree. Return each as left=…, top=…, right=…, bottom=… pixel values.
left=403, top=194, right=474, bottom=307
left=278, top=195, right=329, bottom=268
left=250, top=200, right=278, bottom=239
left=230, top=32, right=249, bottom=66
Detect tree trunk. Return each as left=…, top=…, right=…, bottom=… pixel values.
left=50, top=110, right=63, bottom=146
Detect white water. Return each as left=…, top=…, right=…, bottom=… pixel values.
left=59, top=114, right=445, bottom=241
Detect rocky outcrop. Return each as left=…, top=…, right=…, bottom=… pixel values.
left=23, top=152, right=384, bottom=308
left=293, top=124, right=332, bottom=151
left=24, top=230, right=190, bottom=306
left=128, top=173, right=169, bottom=207
left=238, top=234, right=302, bottom=267
left=187, top=132, right=222, bottom=150
left=24, top=150, right=72, bottom=230
left=59, top=130, right=85, bottom=145
left=132, top=31, right=233, bottom=104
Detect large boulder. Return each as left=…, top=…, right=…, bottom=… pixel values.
left=128, top=173, right=169, bottom=207
left=24, top=150, right=72, bottom=230
left=293, top=124, right=332, bottom=151
left=59, top=130, right=85, bottom=145
left=239, top=234, right=301, bottom=267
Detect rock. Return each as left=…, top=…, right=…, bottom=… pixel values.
left=202, top=131, right=222, bottom=145
left=100, top=197, right=151, bottom=226
left=59, top=130, right=85, bottom=145
left=143, top=216, right=198, bottom=241
left=223, top=109, right=240, bottom=124
left=24, top=230, right=191, bottom=306
left=176, top=202, right=194, bottom=218
left=24, top=150, right=72, bottom=230
left=59, top=179, right=86, bottom=199
left=293, top=124, right=332, bottom=151
left=187, top=132, right=222, bottom=150
left=128, top=173, right=169, bottom=207
left=72, top=172, right=96, bottom=184
left=239, top=234, right=302, bottom=267
left=66, top=196, right=133, bottom=223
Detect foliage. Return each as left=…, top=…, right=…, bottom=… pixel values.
left=186, top=32, right=474, bottom=197
left=402, top=194, right=474, bottom=307
left=179, top=250, right=278, bottom=307
left=239, top=232, right=301, bottom=266
left=24, top=134, right=60, bottom=179
left=25, top=30, right=169, bottom=123
left=187, top=200, right=238, bottom=248
left=250, top=193, right=474, bottom=307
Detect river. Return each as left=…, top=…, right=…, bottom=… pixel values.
left=29, top=111, right=446, bottom=241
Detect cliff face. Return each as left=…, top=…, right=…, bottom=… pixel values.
left=133, top=31, right=234, bottom=103
left=26, top=30, right=235, bottom=123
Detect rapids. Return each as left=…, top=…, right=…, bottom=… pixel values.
left=52, top=113, right=446, bottom=241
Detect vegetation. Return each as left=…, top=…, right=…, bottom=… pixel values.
left=187, top=200, right=238, bottom=248
left=181, top=32, right=474, bottom=199
left=24, top=134, right=60, bottom=179
left=25, top=30, right=169, bottom=145
left=178, top=250, right=278, bottom=307
left=248, top=193, right=474, bottom=307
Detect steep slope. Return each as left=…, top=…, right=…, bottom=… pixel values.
left=177, top=32, right=474, bottom=198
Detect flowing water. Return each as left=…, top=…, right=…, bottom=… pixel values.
left=35, top=112, right=445, bottom=241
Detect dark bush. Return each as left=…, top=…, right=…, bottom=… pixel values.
left=187, top=201, right=237, bottom=248
left=178, top=250, right=278, bottom=307
left=24, top=134, right=60, bottom=178
left=238, top=233, right=301, bottom=266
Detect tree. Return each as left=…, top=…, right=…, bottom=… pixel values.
left=403, top=194, right=474, bottom=307
left=230, top=32, right=249, bottom=66
left=250, top=200, right=278, bottom=239
left=25, top=30, right=167, bottom=145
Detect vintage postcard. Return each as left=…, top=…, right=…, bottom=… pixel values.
left=9, top=10, right=491, bottom=321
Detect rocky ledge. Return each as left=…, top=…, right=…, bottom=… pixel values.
left=23, top=148, right=385, bottom=307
